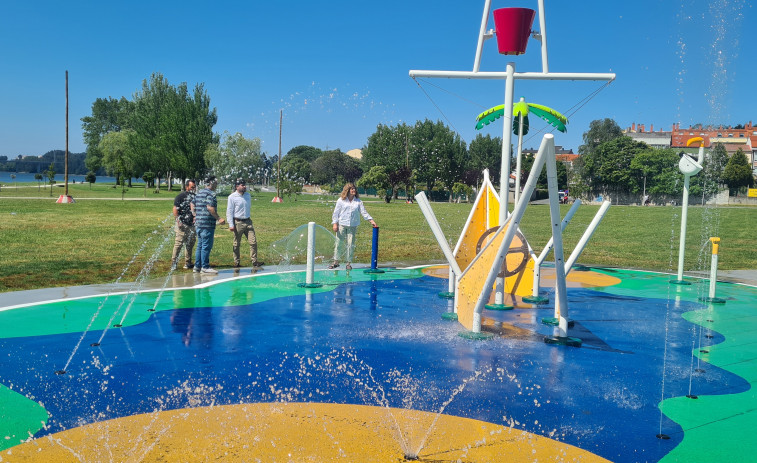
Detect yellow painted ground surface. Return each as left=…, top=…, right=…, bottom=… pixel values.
left=4, top=403, right=610, bottom=462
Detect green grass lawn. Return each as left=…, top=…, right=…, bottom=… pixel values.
left=1, top=182, right=755, bottom=292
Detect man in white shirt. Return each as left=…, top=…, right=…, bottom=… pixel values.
left=226, top=179, right=263, bottom=268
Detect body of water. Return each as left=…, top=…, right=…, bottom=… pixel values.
left=0, top=172, right=142, bottom=184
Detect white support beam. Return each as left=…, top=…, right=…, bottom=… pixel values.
left=409, top=70, right=616, bottom=81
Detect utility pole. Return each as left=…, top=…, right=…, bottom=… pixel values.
left=57, top=70, right=74, bottom=203
left=272, top=109, right=283, bottom=203
left=65, top=70, right=69, bottom=196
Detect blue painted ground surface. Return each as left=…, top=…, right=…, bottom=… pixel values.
left=0, top=270, right=750, bottom=462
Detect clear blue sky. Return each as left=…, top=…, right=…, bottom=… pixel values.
left=1, top=0, right=753, bottom=159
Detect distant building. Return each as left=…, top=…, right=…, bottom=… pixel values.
left=521, top=145, right=574, bottom=157
left=521, top=145, right=577, bottom=169
left=346, top=149, right=362, bottom=160
left=623, top=123, right=671, bottom=149
left=625, top=121, right=757, bottom=168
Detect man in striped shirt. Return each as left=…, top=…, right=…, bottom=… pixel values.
left=192, top=176, right=226, bottom=274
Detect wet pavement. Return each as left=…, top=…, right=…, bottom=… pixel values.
left=1, top=265, right=756, bottom=462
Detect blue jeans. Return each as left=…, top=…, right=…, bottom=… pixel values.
left=194, top=227, right=215, bottom=270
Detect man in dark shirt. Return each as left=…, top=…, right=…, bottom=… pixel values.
left=192, top=176, right=226, bottom=274
left=171, top=180, right=196, bottom=269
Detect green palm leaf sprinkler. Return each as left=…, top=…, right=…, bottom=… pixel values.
left=475, top=101, right=568, bottom=134
left=475, top=98, right=568, bottom=204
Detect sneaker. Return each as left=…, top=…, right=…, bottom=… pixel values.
left=193, top=267, right=201, bottom=273
left=252, top=261, right=264, bottom=268
left=201, top=267, right=218, bottom=274
left=327, top=262, right=339, bottom=269
left=183, top=263, right=192, bottom=270
left=233, top=263, right=241, bottom=268
left=345, top=264, right=352, bottom=271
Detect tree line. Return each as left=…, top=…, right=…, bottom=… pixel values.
left=77, top=72, right=752, bottom=201
left=82, top=72, right=217, bottom=190
left=0, top=150, right=87, bottom=174
left=574, top=118, right=754, bottom=201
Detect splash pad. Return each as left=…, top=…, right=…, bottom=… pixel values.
left=1, top=265, right=756, bottom=461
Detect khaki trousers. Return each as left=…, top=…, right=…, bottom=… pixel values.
left=232, top=218, right=258, bottom=266
left=172, top=222, right=195, bottom=266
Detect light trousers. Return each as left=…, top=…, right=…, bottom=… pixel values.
left=333, top=225, right=356, bottom=263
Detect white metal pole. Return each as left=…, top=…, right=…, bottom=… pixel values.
left=495, top=62, right=516, bottom=306
left=564, top=201, right=611, bottom=273
left=532, top=199, right=582, bottom=297
left=544, top=144, right=569, bottom=337
left=415, top=191, right=463, bottom=277
left=515, top=104, right=525, bottom=206
left=473, top=0, right=493, bottom=72
left=709, top=237, right=720, bottom=299
left=306, top=221, right=316, bottom=285
left=408, top=70, right=616, bottom=81
left=709, top=252, right=719, bottom=299
left=472, top=135, right=555, bottom=332
left=676, top=175, right=691, bottom=281
left=499, top=63, right=515, bottom=223
left=537, top=0, right=549, bottom=73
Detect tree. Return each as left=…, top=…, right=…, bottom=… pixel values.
left=468, top=133, right=502, bottom=186
left=362, top=123, right=413, bottom=199
left=205, top=132, right=266, bottom=187
left=81, top=97, right=132, bottom=174
left=173, top=82, right=218, bottom=184
left=279, top=161, right=306, bottom=200
left=127, top=73, right=217, bottom=190
left=99, top=130, right=136, bottom=199
left=34, top=173, right=43, bottom=191
left=85, top=171, right=96, bottom=189
left=358, top=166, right=392, bottom=203
left=46, top=163, right=56, bottom=196
left=577, top=118, right=623, bottom=157
left=311, top=150, right=362, bottom=187
left=521, top=154, right=568, bottom=190
left=452, top=182, right=473, bottom=203
left=410, top=119, right=468, bottom=197
left=722, top=148, right=754, bottom=194
left=142, top=171, right=156, bottom=197
left=691, top=143, right=728, bottom=197
left=286, top=145, right=322, bottom=163
left=280, top=157, right=312, bottom=184
left=629, top=149, right=681, bottom=197
left=580, top=136, right=648, bottom=195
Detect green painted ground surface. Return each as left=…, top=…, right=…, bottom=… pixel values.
left=593, top=268, right=757, bottom=462
left=0, top=385, right=48, bottom=451
left=0, top=268, right=425, bottom=339
left=2, top=267, right=756, bottom=461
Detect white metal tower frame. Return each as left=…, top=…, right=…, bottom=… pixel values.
left=409, top=0, right=616, bottom=337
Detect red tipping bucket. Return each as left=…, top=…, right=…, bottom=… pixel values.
left=493, top=8, right=535, bottom=55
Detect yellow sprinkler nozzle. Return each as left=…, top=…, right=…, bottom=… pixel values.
left=686, top=137, right=704, bottom=147
left=710, top=237, right=720, bottom=255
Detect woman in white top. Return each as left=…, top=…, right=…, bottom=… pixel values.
left=329, top=183, right=377, bottom=270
